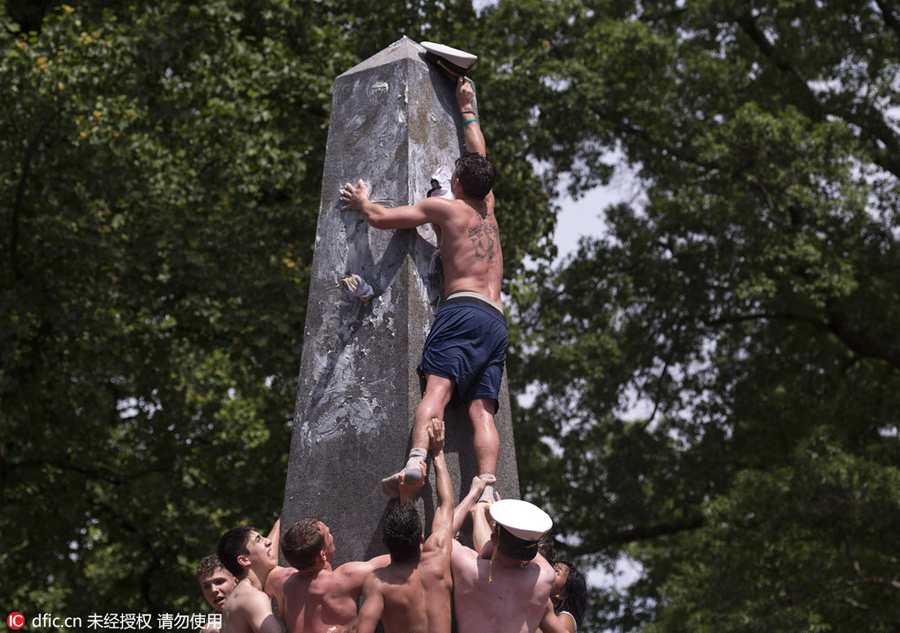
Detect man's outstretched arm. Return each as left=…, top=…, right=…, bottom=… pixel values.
left=457, top=77, right=485, bottom=158
left=452, top=475, right=487, bottom=537
left=427, top=419, right=454, bottom=552
left=340, top=180, right=450, bottom=230
left=470, top=498, right=494, bottom=557
left=265, top=516, right=281, bottom=558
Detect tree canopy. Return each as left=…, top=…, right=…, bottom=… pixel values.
left=0, top=0, right=554, bottom=619
left=503, top=0, right=900, bottom=631
left=3, top=0, right=900, bottom=631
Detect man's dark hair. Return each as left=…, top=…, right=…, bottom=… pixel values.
left=538, top=533, right=558, bottom=567
left=455, top=151, right=495, bottom=200
left=555, top=561, right=588, bottom=627
left=196, top=553, right=228, bottom=580
left=217, top=526, right=255, bottom=579
left=281, top=518, right=324, bottom=569
left=382, top=502, right=422, bottom=563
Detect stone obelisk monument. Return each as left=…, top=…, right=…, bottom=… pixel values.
left=282, top=37, right=519, bottom=566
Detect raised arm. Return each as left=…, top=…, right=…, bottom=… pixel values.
left=427, top=419, right=454, bottom=552
left=457, top=77, right=485, bottom=158
left=452, top=475, right=487, bottom=536
left=265, top=515, right=281, bottom=563
left=470, top=499, right=494, bottom=557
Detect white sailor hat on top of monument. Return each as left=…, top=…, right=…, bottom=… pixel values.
left=421, top=41, right=477, bottom=78
left=490, top=499, right=553, bottom=541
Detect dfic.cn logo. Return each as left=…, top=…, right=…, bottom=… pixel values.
left=7, top=612, right=25, bottom=630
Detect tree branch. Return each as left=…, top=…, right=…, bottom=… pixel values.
left=827, top=308, right=900, bottom=370
left=10, top=138, right=34, bottom=282
left=6, top=458, right=170, bottom=485
left=639, top=347, right=677, bottom=431
left=839, top=595, right=870, bottom=610
left=729, top=3, right=900, bottom=179
left=592, top=515, right=705, bottom=549
left=728, top=5, right=817, bottom=100
left=702, top=309, right=900, bottom=370
left=0, top=444, right=6, bottom=512
left=874, top=0, right=900, bottom=36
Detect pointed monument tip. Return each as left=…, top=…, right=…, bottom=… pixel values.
left=338, top=37, right=479, bottom=81
left=338, top=37, right=426, bottom=79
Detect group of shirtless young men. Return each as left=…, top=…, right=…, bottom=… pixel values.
left=198, top=75, right=576, bottom=633
left=204, top=418, right=573, bottom=633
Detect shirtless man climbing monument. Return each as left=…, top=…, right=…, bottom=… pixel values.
left=340, top=75, right=504, bottom=503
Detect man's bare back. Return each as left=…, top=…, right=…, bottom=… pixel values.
left=280, top=555, right=391, bottom=633
left=451, top=544, right=556, bottom=633
left=448, top=493, right=571, bottom=633
left=280, top=567, right=357, bottom=633
left=433, top=194, right=503, bottom=306
left=339, top=183, right=502, bottom=307
left=356, top=549, right=452, bottom=633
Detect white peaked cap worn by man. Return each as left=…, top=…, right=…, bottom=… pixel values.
left=490, top=499, right=553, bottom=541
left=421, top=41, right=477, bottom=78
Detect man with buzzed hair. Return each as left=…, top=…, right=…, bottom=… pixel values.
left=216, top=527, right=284, bottom=633
left=336, top=418, right=454, bottom=633
left=277, top=517, right=391, bottom=633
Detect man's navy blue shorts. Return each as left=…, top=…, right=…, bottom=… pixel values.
left=418, top=297, right=508, bottom=408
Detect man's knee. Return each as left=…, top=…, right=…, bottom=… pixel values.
left=423, top=374, right=455, bottom=398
